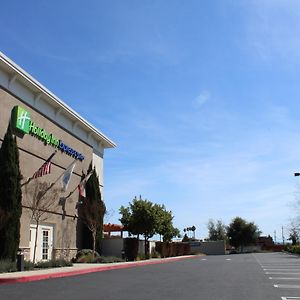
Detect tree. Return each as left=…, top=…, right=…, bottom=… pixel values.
left=182, top=233, right=189, bottom=242
left=227, top=217, right=260, bottom=251
left=288, top=220, right=299, bottom=245
left=207, top=219, right=227, bottom=241
left=183, top=226, right=196, bottom=240
left=0, top=208, right=10, bottom=231
left=24, top=179, right=60, bottom=263
left=78, top=165, right=106, bottom=256
left=155, top=204, right=180, bottom=242
left=120, top=196, right=159, bottom=256
left=120, top=196, right=180, bottom=255
left=191, top=225, right=196, bottom=239
left=0, top=122, right=22, bottom=261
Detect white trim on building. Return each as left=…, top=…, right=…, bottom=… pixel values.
left=0, top=52, right=116, bottom=155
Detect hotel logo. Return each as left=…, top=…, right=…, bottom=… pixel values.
left=13, top=106, right=31, bottom=134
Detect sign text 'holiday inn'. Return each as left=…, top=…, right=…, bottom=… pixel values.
left=12, top=106, right=85, bottom=161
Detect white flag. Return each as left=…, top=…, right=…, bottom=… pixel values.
left=61, top=161, right=76, bottom=192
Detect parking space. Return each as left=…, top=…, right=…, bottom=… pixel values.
left=254, top=252, right=300, bottom=299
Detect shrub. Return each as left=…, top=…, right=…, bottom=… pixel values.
left=0, top=259, right=72, bottom=273
left=75, top=255, right=124, bottom=264
left=24, top=261, right=35, bottom=271
left=289, top=245, right=300, bottom=254
left=76, top=254, right=96, bottom=263
left=93, top=256, right=124, bottom=263
left=150, top=250, right=161, bottom=259
left=35, top=259, right=73, bottom=269
left=0, top=260, right=17, bottom=273
left=136, top=253, right=147, bottom=261
left=75, top=249, right=100, bottom=260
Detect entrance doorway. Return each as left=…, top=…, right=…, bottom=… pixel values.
left=29, top=224, right=53, bottom=262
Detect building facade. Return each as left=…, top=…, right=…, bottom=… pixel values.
left=0, top=53, right=116, bottom=261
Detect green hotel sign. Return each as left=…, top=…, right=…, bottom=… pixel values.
left=15, top=106, right=31, bottom=134
left=12, top=106, right=84, bottom=161
left=14, top=106, right=59, bottom=147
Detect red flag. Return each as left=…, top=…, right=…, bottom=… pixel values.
left=77, top=171, right=93, bottom=198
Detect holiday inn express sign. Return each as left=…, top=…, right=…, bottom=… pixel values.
left=12, top=106, right=85, bottom=161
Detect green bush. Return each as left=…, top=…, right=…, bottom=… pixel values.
left=0, top=260, right=17, bottom=273
left=35, top=259, right=73, bottom=269
left=75, top=249, right=100, bottom=260
left=293, top=246, right=300, bottom=254
left=93, top=256, right=124, bottom=263
left=0, top=259, right=72, bottom=273
left=76, top=254, right=96, bottom=263
left=136, top=253, right=150, bottom=261
left=24, top=261, right=35, bottom=271
left=136, top=253, right=144, bottom=261
left=75, top=255, right=124, bottom=263
left=284, top=244, right=300, bottom=254
left=150, top=250, right=161, bottom=258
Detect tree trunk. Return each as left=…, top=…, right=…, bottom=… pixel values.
left=144, top=236, right=147, bottom=257
left=33, top=221, right=39, bottom=264
left=92, top=231, right=96, bottom=259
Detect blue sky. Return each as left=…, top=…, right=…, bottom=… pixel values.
left=2, top=0, right=300, bottom=241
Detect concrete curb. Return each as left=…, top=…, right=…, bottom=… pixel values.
left=0, top=255, right=199, bottom=284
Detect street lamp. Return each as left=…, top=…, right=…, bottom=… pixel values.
left=294, top=173, right=300, bottom=176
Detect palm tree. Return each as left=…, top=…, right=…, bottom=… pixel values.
left=191, top=226, right=196, bottom=239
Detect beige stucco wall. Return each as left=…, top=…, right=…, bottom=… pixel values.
left=0, top=87, right=100, bottom=260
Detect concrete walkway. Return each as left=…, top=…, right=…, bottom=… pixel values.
left=0, top=255, right=198, bottom=284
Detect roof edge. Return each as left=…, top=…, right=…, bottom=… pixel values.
left=0, top=52, right=116, bottom=149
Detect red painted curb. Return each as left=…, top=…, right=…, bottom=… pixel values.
left=0, top=255, right=199, bottom=284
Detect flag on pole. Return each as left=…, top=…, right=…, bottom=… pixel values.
left=61, top=160, right=76, bottom=192
left=78, top=171, right=93, bottom=198
left=32, top=151, right=57, bottom=179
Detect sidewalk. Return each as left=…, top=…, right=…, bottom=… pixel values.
left=0, top=255, right=198, bottom=284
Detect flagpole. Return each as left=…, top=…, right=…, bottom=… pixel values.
left=38, top=158, right=77, bottom=200
left=65, top=180, right=80, bottom=200
left=65, top=170, right=93, bottom=200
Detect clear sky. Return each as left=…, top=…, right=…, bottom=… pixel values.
left=2, top=0, right=300, bottom=241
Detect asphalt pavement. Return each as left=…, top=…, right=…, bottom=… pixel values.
left=0, top=252, right=300, bottom=300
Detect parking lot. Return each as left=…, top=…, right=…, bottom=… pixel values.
left=1, top=252, right=300, bottom=300
left=255, top=252, right=300, bottom=299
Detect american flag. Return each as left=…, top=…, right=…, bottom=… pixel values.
left=32, top=151, right=56, bottom=179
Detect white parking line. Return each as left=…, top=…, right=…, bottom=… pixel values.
left=266, top=272, right=300, bottom=275
left=263, top=269, right=300, bottom=271
left=201, top=258, right=207, bottom=261
left=274, top=284, right=300, bottom=289
left=269, top=277, right=300, bottom=280
left=263, top=266, right=300, bottom=268
left=262, top=265, right=300, bottom=266
left=264, top=267, right=300, bottom=268
left=281, top=297, right=300, bottom=299
left=226, top=258, right=231, bottom=261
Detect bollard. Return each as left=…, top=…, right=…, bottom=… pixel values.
left=17, top=249, right=24, bottom=271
